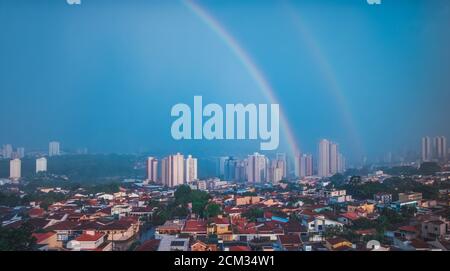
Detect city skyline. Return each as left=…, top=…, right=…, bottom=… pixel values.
left=1, top=1, right=449, bottom=163
left=1, top=134, right=449, bottom=163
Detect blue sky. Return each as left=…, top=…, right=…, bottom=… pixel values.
left=0, top=0, right=449, bottom=163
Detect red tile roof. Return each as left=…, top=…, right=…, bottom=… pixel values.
left=45, top=220, right=80, bottom=231
left=75, top=232, right=104, bottom=242
left=183, top=219, right=207, bottom=233
left=212, top=217, right=230, bottom=225
left=229, top=245, right=251, bottom=251
left=340, top=212, right=359, bottom=221
left=28, top=208, right=45, bottom=217
left=398, top=225, right=418, bottom=233
left=32, top=231, right=56, bottom=244
left=279, top=234, right=301, bottom=245
left=136, top=239, right=161, bottom=251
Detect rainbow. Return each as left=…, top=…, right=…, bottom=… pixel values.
left=182, top=0, right=301, bottom=157
left=283, top=3, right=364, bottom=158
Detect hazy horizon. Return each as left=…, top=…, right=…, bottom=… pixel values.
left=1, top=0, right=449, bottom=164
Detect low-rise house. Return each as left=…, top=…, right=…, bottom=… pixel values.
left=225, top=245, right=251, bottom=251
left=338, top=212, right=360, bottom=225
left=302, top=215, right=343, bottom=233
left=347, top=202, right=375, bottom=215
left=99, top=218, right=139, bottom=241
left=66, top=230, right=112, bottom=251
left=136, top=239, right=161, bottom=251
left=399, top=192, right=422, bottom=203
left=325, top=237, right=353, bottom=251
left=157, top=235, right=189, bottom=251
left=45, top=220, right=80, bottom=243
left=421, top=219, right=448, bottom=240
left=111, top=204, right=132, bottom=218
left=156, top=219, right=185, bottom=235
left=129, top=206, right=153, bottom=218
left=374, top=193, right=392, bottom=204
left=389, top=200, right=418, bottom=212
left=191, top=239, right=219, bottom=251
left=278, top=234, right=302, bottom=251
left=182, top=219, right=207, bottom=237
left=235, top=196, right=260, bottom=206
left=394, top=238, right=436, bottom=251
left=32, top=231, right=61, bottom=250
left=208, top=216, right=231, bottom=235
left=28, top=208, right=46, bottom=218
left=420, top=200, right=437, bottom=208
left=396, top=225, right=419, bottom=240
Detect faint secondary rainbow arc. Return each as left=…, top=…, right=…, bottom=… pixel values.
left=182, top=0, right=301, bottom=156
left=283, top=3, right=364, bottom=159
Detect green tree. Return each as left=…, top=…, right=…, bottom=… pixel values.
left=419, top=162, right=441, bottom=176
left=174, top=185, right=193, bottom=206
left=330, top=173, right=345, bottom=186
left=242, top=208, right=264, bottom=222
left=205, top=203, right=221, bottom=218
left=0, top=223, right=37, bottom=251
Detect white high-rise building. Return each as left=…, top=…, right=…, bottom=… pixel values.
left=161, top=153, right=184, bottom=187
left=422, top=137, right=432, bottom=162
left=319, top=139, right=344, bottom=177
left=146, top=157, right=158, bottom=182
left=235, top=160, right=247, bottom=182
left=185, top=155, right=198, bottom=183
left=301, top=154, right=314, bottom=177
left=295, top=153, right=313, bottom=178
left=217, top=156, right=229, bottom=177
left=10, top=159, right=21, bottom=179
left=294, top=153, right=301, bottom=178
left=269, top=160, right=284, bottom=184
left=36, top=157, right=47, bottom=173
left=49, top=141, right=60, bottom=156
left=338, top=153, right=346, bottom=173
left=318, top=139, right=331, bottom=177
left=246, top=152, right=267, bottom=183
left=329, top=142, right=339, bottom=175
left=276, top=153, right=287, bottom=178
left=224, top=157, right=238, bottom=181
left=2, top=144, right=13, bottom=159
left=434, top=136, right=447, bottom=161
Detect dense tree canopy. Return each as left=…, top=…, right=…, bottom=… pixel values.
left=418, top=162, right=441, bottom=176
left=0, top=223, right=36, bottom=251
left=341, top=177, right=439, bottom=201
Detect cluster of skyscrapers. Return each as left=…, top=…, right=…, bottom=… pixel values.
left=421, top=136, right=448, bottom=162
left=317, top=139, right=346, bottom=177
left=1, top=141, right=59, bottom=180
left=294, top=153, right=314, bottom=178
left=215, top=139, right=346, bottom=183
left=1, top=144, right=25, bottom=159
left=1, top=141, right=60, bottom=159
left=146, top=153, right=198, bottom=187
left=217, top=153, right=287, bottom=184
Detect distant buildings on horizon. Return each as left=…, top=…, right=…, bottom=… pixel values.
left=1, top=136, right=449, bottom=183
left=49, top=141, right=61, bottom=157
left=318, top=139, right=346, bottom=178
left=422, top=136, right=447, bottom=163
left=146, top=153, right=199, bottom=188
